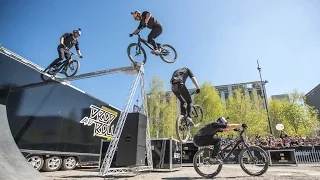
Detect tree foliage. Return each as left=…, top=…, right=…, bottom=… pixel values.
left=147, top=76, right=177, bottom=138
left=192, top=82, right=225, bottom=135
left=269, top=89, right=320, bottom=137
left=146, top=76, right=319, bottom=139
left=225, top=89, right=269, bottom=138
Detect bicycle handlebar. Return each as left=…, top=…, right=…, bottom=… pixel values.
left=190, top=89, right=200, bottom=96
left=234, top=124, right=248, bottom=136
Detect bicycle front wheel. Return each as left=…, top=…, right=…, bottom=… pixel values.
left=159, top=44, right=177, bottom=63
left=127, top=43, right=147, bottom=64
left=65, top=60, right=79, bottom=77
left=175, top=116, right=190, bottom=143
left=193, top=148, right=223, bottom=178
left=239, top=145, right=269, bottom=176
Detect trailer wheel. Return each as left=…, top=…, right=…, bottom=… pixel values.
left=27, top=155, right=44, bottom=171
left=60, top=156, right=77, bottom=170
left=41, top=156, right=62, bottom=172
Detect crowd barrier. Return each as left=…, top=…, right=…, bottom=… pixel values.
left=181, top=142, right=320, bottom=166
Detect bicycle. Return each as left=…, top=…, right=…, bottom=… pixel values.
left=193, top=124, right=269, bottom=178
left=127, top=32, right=178, bottom=65
left=175, top=90, right=204, bottom=144
left=40, top=49, right=80, bottom=81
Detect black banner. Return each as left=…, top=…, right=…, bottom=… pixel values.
left=268, top=149, right=297, bottom=165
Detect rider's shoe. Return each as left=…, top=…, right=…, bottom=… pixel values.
left=186, top=117, right=195, bottom=126
left=151, top=49, right=161, bottom=55
left=48, top=65, right=57, bottom=74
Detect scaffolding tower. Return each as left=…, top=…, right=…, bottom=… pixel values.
left=99, top=64, right=153, bottom=176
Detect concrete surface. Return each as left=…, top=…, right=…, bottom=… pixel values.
left=0, top=104, right=49, bottom=180
left=43, top=164, right=320, bottom=180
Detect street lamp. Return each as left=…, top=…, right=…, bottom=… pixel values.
left=257, top=60, right=274, bottom=137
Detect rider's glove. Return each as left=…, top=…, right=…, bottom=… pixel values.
left=242, top=123, right=248, bottom=128
left=79, top=55, right=83, bottom=58
left=196, top=89, right=200, bottom=94
left=129, top=34, right=133, bottom=37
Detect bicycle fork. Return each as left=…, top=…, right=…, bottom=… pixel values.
left=242, top=143, right=256, bottom=163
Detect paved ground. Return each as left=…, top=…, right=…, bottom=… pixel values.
left=43, top=164, right=320, bottom=180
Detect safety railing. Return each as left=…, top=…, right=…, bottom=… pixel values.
left=295, top=150, right=320, bottom=164
left=0, top=45, right=44, bottom=73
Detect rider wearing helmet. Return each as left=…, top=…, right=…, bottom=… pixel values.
left=49, top=28, right=83, bottom=72
left=193, top=117, right=242, bottom=164
left=129, top=10, right=163, bottom=55
left=170, top=67, right=201, bottom=126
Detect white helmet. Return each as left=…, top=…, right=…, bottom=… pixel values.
left=217, top=117, right=228, bottom=124
left=73, top=28, right=81, bottom=36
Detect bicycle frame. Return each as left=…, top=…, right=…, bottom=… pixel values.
left=55, top=50, right=75, bottom=72
left=181, top=90, right=199, bottom=117
left=217, top=128, right=253, bottom=163
left=136, top=34, right=154, bottom=51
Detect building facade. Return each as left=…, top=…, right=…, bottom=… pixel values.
left=270, top=94, right=290, bottom=101
left=305, top=83, right=320, bottom=119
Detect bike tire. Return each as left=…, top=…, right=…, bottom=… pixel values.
left=192, top=105, right=204, bottom=127
left=159, top=44, right=178, bottom=63
left=239, top=145, right=269, bottom=176
left=127, top=43, right=147, bottom=64
left=65, top=60, right=79, bottom=77
left=40, top=65, right=54, bottom=82
left=193, top=147, right=223, bottom=178
left=175, top=115, right=190, bottom=144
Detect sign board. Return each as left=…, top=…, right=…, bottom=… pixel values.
left=268, top=149, right=297, bottom=166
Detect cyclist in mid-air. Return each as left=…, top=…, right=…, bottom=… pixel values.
left=49, top=28, right=83, bottom=73
left=170, top=67, right=201, bottom=126
left=193, top=117, right=243, bottom=164
left=130, top=10, right=163, bottom=55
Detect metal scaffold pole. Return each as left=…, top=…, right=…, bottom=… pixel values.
left=99, top=64, right=153, bottom=176
left=140, top=74, right=153, bottom=169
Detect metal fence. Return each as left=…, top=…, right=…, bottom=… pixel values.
left=295, top=150, right=320, bottom=164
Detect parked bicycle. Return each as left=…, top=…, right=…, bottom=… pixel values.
left=41, top=49, right=80, bottom=81
left=127, top=32, right=178, bottom=65
left=176, top=90, right=204, bottom=144
left=193, top=124, right=269, bottom=178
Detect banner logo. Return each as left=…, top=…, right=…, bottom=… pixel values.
left=80, top=105, right=118, bottom=139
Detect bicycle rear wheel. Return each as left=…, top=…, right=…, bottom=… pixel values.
left=191, top=105, right=204, bottom=127
left=127, top=43, right=147, bottom=64
left=40, top=65, right=55, bottom=82
left=239, top=145, right=269, bottom=176
left=159, top=44, right=177, bottom=63
left=175, top=116, right=190, bottom=143
left=193, top=148, right=223, bottom=178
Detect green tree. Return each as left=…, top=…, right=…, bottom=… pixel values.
left=159, top=94, right=177, bottom=138
left=192, top=82, right=225, bottom=135
left=146, top=76, right=177, bottom=138
left=147, top=76, right=165, bottom=138
left=268, top=98, right=287, bottom=137
left=225, top=89, right=269, bottom=138
left=269, top=89, right=319, bottom=137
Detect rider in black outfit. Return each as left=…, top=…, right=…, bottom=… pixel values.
left=170, top=67, right=200, bottom=126
left=193, top=117, right=243, bottom=164
left=49, top=28, right=83, bottom=72
left=130, top=10, right=163, bottom=55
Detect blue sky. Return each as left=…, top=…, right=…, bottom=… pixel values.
left=1, top=0, right=320, bottom=109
